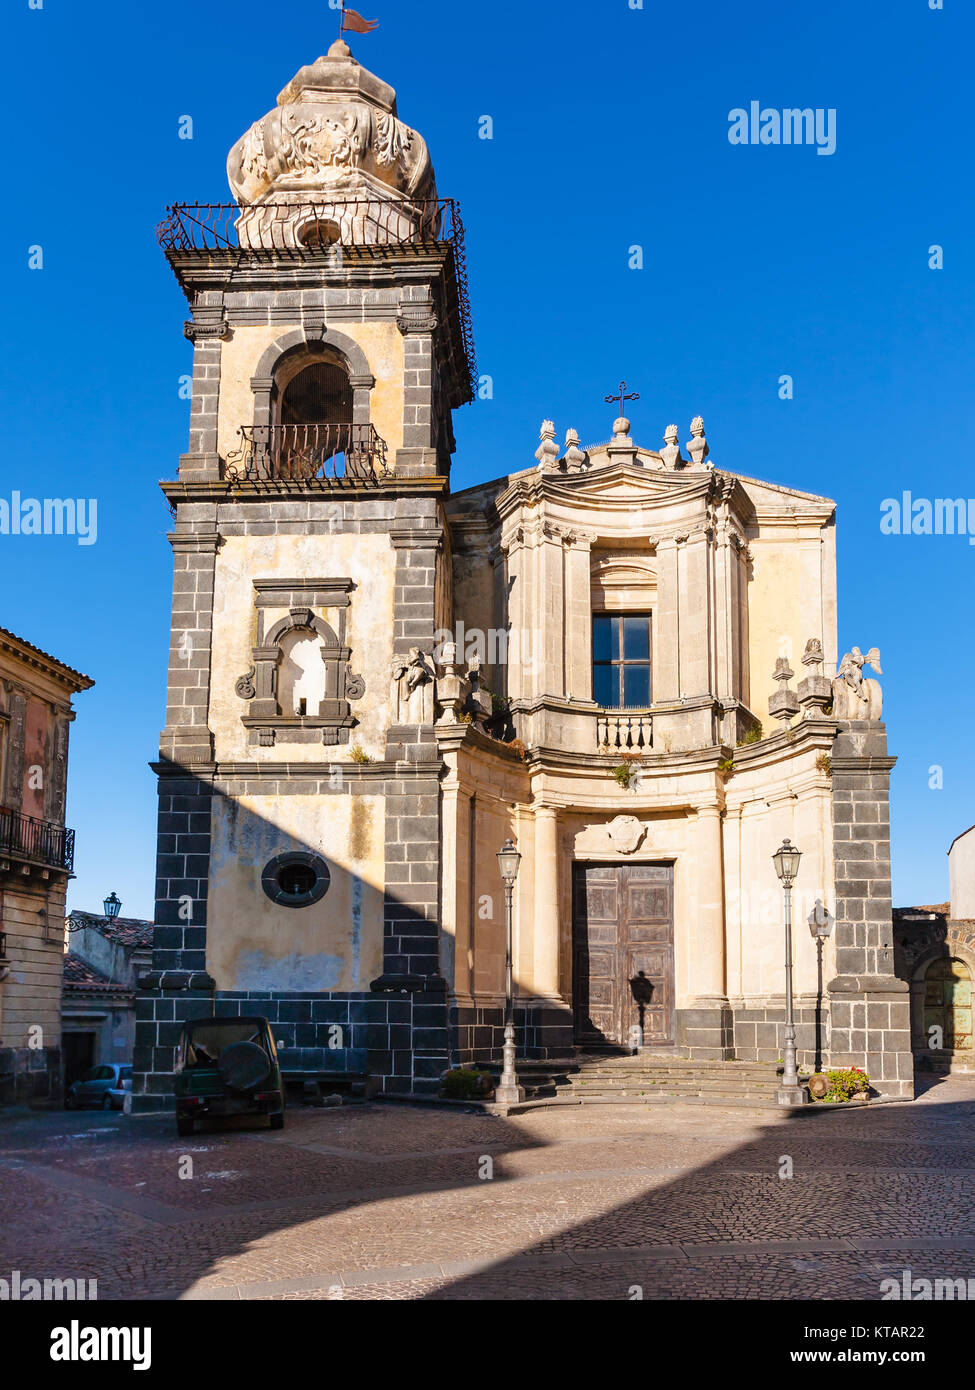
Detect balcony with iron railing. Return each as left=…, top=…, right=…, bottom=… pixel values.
left=156, top=198, right=477, bottom=402
left=0, top=807, right=76, bottom=876
left=224, top=422, right=388, bottom=485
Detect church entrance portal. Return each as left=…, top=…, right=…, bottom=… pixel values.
left=571, top=863, right=675, bottom=1049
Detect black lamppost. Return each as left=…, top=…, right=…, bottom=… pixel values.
left=772, top=839, right=805, bottom=1105
left=103, top=892, right=122, bottom=920
left=808, top=897, right=835, bottom=1073
left=495, top=839, right=524, bottom=1104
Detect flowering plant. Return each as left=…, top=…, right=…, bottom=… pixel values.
left=818, top=1066, right=869, bottom=1101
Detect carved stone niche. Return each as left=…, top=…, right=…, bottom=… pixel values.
left=236, top=578, right=366, bottom=746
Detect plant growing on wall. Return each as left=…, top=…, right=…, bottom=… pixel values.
left=612, top=754, right=642, bottom=788
left=349, top=745, right=371, bottom=764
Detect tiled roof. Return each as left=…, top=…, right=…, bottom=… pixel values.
left=68, top=911, right=154, bottom=948
left=62, top=951, right=129, bottom=993
left=0, top=625, right=94, bottom=690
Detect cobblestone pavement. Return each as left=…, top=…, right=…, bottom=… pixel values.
left=1, top=1075, right=974, bottom=1300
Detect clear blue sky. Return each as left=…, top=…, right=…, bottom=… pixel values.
left=1, top=0, right=970, bottom=918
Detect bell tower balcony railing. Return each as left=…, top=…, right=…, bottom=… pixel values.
left=156, top=199, right=477, bottom=403
left=224, top=423, right=388, bottom=484
left=0, top=807, right=76, bottom=875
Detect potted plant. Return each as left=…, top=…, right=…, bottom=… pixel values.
left=440, top=1067, right=495, bottom=1101
left=809, top=1066, right=870, bottom=1102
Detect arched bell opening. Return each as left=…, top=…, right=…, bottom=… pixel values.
left=238, top=329, right=383, bottom=482
left=269, top=350, right=354, bottom=479
left=278, top=356, right=353, bottom=428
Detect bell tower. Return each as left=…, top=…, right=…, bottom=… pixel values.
left=133, top=41, right=475, bottom=1110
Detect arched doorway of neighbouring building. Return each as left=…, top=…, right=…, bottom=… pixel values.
left=922, top=956, right=973, bottom=1059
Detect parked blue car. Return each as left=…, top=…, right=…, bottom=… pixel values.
left=65, top=1063, right=132, bottom=1110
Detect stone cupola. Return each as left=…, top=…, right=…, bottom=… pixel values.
left=227, top=40, right=438, bottom=248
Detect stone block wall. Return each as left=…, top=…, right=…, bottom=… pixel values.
left=676, top=1003, right=734, bottom=1060
left=450, top=1002, right=574, bottom=1064
left=827, top=721, right=914, bottom=1099
left=132, top=499, right=454, bottom=1109
left=133, top=983, right=450, bottom=1107
left=730, top=1001, right=828, bottom=1071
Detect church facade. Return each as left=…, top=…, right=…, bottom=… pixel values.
left=132, top=42, right=914, bottom=1108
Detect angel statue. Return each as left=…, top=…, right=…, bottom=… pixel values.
left=832, top=646, right=883, bottom=721
left=391, top=647, right=435, bottom=692
left=390, top=647, right=436, bottom=723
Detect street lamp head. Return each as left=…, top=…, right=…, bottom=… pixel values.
left=103, top=891, right=122, bottom=920
left=808, top=897, right=834, bottom=940
left=496, top=839, right=522, bottom=887
left=772, top=839, right=802, bottom=887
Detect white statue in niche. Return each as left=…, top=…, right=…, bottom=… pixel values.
left=278, top=630, right=327, bottom=717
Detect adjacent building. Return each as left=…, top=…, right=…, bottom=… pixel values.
left=0, top=626, right=93, bottom=1107
left=894, top=825, right=975, bottom=1074
left=62, top=909, right=153, bottom=1088
left=133, top=41, right=913, bottom=1108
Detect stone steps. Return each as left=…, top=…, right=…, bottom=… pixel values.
left=512, top=1092, right=791, bottom=1111
left=504, top=1050, right=801, bottom=1109
left=566, top=1076, right=780, bottom=1091
left=477, top=1049, right=806, bottom=1108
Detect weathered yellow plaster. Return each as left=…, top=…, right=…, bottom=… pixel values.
left=210, top=532, right=396, bottom=763
left=207, top=792, right=385, bottom=992
left=217, top=323, right=405, bottom=461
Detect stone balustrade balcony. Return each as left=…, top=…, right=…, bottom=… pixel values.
left=596, top=712, right=653, bottom=753
left=510, top=694, right=764, bottom=760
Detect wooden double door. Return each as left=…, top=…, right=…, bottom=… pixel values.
left=572, top=862, right=675, bottom=1048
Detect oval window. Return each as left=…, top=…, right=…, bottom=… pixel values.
left=261, top=852, right=331, bottom=909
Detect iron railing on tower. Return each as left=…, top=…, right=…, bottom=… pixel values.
left=156, top=198, right=477, bottom=403
left=224, top=422, right=388, bottom=484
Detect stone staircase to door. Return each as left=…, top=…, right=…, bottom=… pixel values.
left=485, top=1050, right=801, bottom=1110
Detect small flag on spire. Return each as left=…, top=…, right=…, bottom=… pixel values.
left=342, top=7, right=379, bottom=34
